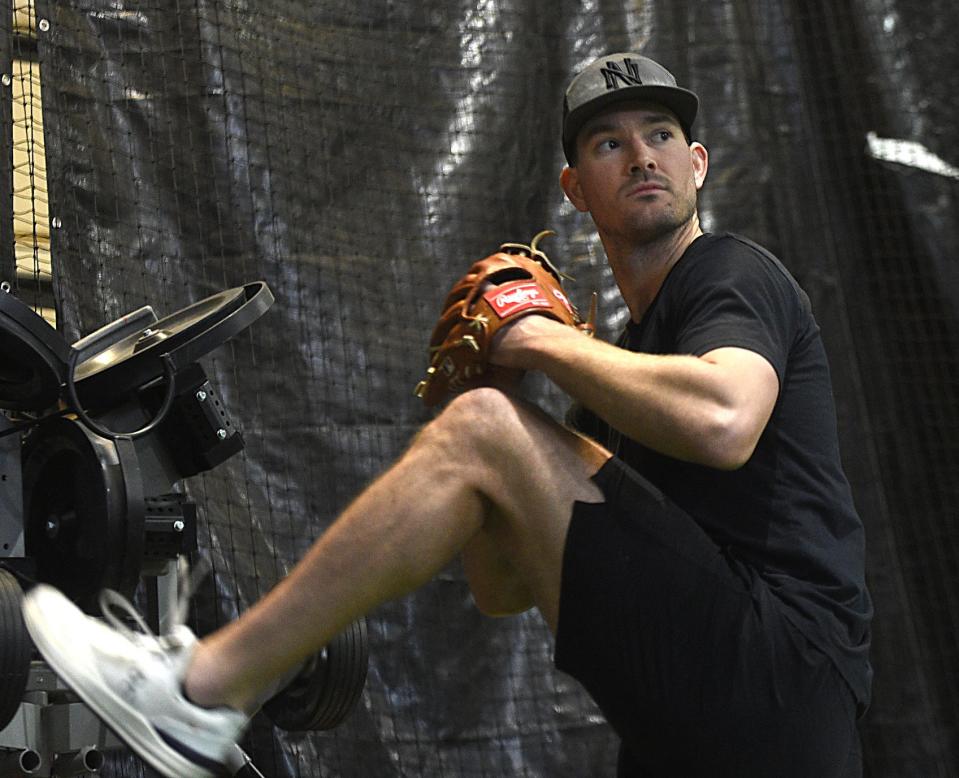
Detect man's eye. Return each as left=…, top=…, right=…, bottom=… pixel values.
left=655, top=130, right=673, bottom=142
left=599, top=138, right=619, bottom=151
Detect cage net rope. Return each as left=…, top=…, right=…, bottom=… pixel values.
left=0, top=0, right=956, bottom=775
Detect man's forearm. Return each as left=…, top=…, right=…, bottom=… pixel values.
left=492, top=317, right=777, bottom=469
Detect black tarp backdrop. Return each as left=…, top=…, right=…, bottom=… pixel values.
left=18, top=0, right=956, bottom=775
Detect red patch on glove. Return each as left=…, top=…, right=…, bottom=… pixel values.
left=483, top=281, right=553, bottom=318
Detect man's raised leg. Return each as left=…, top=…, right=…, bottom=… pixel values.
left=22, top=387, right=609, bottom=778
left=186, top=387, right=609, bottom=711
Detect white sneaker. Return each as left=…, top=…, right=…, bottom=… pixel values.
left=22, top=584, right=248, bottom=778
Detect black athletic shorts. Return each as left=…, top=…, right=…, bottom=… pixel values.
left=554, top=457, right=862, bottom=778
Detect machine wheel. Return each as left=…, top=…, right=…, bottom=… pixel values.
left=0, top=570, right=32, bottom=729
left=262, top=617, right=368, bottom=731
left=22, top=418, right=144, bottom=613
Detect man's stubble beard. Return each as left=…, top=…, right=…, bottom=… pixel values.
left=607, top=187, right=699, bottom=252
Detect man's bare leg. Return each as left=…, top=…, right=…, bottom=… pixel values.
left=184, top=387, right=610, bottom=712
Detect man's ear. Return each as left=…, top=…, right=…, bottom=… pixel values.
left=560, top=166, right=589, bottom=213
left=690, top=142, right=708, bottom=190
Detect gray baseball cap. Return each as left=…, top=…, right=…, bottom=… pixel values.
left=562, top=53, right=699, bottom=163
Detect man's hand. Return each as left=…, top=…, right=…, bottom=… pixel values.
left=489, top=314, right=570, bottom=370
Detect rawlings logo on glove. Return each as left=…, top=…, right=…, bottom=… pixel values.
left=414, top=230, right=595, bottom=407
left=485, top=281, right=554, bottom=317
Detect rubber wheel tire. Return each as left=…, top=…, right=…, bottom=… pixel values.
left=0, top=570, right=32, bottom=729
left=262, top=617, right=369, bottom=731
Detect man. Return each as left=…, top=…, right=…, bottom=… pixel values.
left=23, top=52, right=871, bottom=777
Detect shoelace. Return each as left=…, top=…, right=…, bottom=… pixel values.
left=98, top=556, right=211, bottom=649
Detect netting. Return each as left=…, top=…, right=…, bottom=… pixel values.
left=2, top=0, right=957, bottom=775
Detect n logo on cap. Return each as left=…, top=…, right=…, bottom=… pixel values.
left=601, top=58, right=644, bottom=89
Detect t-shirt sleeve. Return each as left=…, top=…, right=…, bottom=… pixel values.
left=671, top=240, right=800, bottom=384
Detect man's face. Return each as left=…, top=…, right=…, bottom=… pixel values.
left=560, top=102, right=708, bottom=246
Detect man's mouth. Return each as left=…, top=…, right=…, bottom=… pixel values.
left=627, top=181, right=668, bottom=197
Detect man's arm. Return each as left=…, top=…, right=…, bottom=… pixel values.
left=491, top=315, right=779, bottom=470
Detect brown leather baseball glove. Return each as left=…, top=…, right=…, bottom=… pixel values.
left=414, top=231, right=594, bottom=407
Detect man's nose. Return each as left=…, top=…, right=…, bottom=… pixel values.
left=628, top=142, right=656, bottom=174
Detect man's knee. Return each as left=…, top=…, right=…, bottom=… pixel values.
left=399, top=389, right=526, bottom=488
left=422, top=387, right=607, bottom=484
left=424, top=387, right=529, bottom=453
left=437, top=386, right=524, bottom=426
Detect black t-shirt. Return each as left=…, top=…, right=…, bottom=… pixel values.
left=570, top=232, right=873, bottom=707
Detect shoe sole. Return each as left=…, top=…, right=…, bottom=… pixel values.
left=23, top=587, right=219, bottom=778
